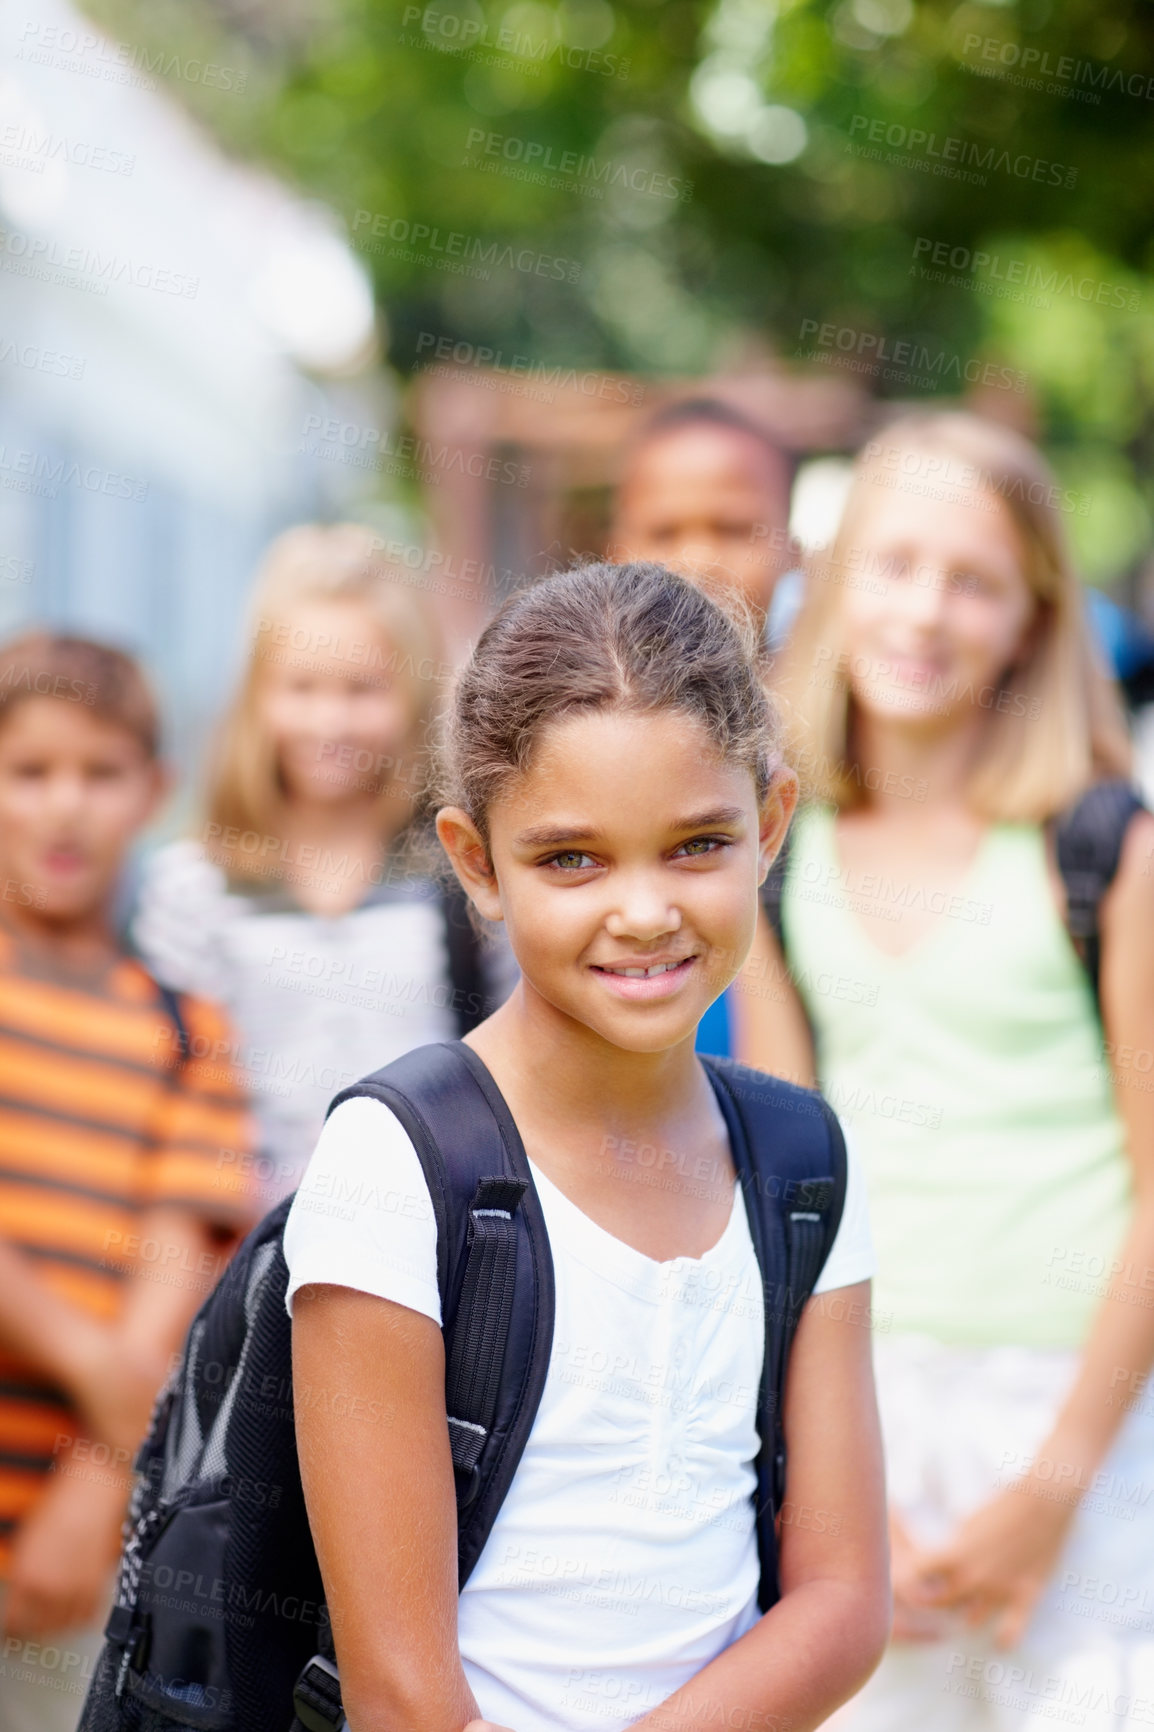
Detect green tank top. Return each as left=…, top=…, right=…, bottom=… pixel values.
left=781, top=805, right=1132, bottom=1349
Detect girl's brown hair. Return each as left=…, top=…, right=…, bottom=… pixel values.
left=205, top=524, right=441, bottom=880
left=440, top=561, right=784, bottom=842
left=776, top=411, right=1132, bottom=821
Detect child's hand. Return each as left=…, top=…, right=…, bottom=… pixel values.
left=4, top=1468, right=122, bottom=1638
left=910, top=1483, right=1073, bottom=1650
left=889, top=1509, right=956, bottom=1643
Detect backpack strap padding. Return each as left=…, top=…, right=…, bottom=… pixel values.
left=440, top=880, right=487, bottom=1038
left=701, top=1057, right=847, bottom=1612
left=326, top=1041, right=555, bottom=1586
left=445, top=1175, right=529, bottom=1495
left=1053, top=778, right=1145, bottom=1006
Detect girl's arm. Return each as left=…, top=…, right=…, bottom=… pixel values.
left=732, top=909, right=817, bottom=1088
left=916, top=810, right=1154, bottom=1643
left=0, top=1207, right=219, bottom=1457
left=627, top=1280, right=890, bottom=1732
left=293, top=1284, right=479, bottom=1732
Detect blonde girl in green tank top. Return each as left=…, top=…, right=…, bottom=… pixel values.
left=742, top=412, right=1154, bottom=1732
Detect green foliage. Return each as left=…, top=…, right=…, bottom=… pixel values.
left=84, top=0, right=1154, bottom=581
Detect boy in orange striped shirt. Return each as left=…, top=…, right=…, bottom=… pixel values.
left=0, top=632, right=255, bottom=1731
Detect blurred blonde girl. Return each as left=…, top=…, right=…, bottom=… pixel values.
left=746, top=412, right=1154, bottom=1731
left=136, top=524, right=501, bottom=1201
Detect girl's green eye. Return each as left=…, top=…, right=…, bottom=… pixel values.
left=552, top=850, right=595, bottom=870
left=679, top=836, right=724, bottom=857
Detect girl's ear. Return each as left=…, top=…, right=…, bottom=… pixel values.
left=757, top=766, right=799, bottom=886
left=435, top=807, right=504, bottom=923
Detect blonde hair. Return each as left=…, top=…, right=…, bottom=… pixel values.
left=204, top=524, right=442, bottom=879
left=776, top=412, right=1131, bottom=821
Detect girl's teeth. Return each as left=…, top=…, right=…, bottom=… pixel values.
left=613, top=961, right=679, bottom=977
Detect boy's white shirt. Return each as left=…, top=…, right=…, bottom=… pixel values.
left=284, top=1096, right=873, bottom=1732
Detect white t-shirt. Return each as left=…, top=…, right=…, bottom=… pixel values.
left=283, top=1096, right=873, bottom=1732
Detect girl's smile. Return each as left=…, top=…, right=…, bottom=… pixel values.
left=589, top=953, right=699, bottom=998
left=441, top=704, right=791, bottom=1056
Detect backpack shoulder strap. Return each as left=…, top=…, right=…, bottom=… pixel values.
left=154, top=981, right=190, bottom=1070
left=439, top=879, right=487, bottom=1038
left=327, top=1041, right=555, bottom=1585
left=1053, top=779, right=1146, bottom=1007
left=702, top=1056, right=847, bottom=1612
left=759, top=820, right=794, bottom=953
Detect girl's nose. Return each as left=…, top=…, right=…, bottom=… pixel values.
left=604, top=878, right=682, bottom=943
left=46, top=771, right=85, bottom=815
left=900, top=569, right=950, bottom=626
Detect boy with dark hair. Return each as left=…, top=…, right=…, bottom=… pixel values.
left=608, top=397, right=801, bottom=641
left=0, top=631, right=253, bottom=1731
left=608, top=402, right=802, bottom=1059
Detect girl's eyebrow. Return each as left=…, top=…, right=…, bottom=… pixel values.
left=515, top=806, right=747, bottom=850
left=516, top=823, right=602, bottom=849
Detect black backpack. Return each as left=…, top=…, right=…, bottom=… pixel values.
left=761, top=778, right=1146, bottom=1010
left=80, top=1041, right=846, bottom=1732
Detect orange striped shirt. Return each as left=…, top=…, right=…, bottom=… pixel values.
left=0, top=928, right=254, bottom=1571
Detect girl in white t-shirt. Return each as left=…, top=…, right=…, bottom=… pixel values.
left=285, top=562, right=889, bottom=1732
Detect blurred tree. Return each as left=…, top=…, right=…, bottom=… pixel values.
left=84, top=0, right=1154, bottom=583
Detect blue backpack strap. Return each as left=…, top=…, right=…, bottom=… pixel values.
left=326, top=1040, right=555, bottom=1586
left=701, top=1056, right=847, bottom=1612
left=1053, top=778, right=1146, bottom=1010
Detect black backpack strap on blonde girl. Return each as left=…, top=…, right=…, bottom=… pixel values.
left=1051, top=778, right=1147, bottom=1009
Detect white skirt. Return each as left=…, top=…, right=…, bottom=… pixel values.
left=828, top=1333, right=1154, bottom=1732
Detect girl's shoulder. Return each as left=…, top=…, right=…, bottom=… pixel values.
left=140, top=837, right=233, bottom=906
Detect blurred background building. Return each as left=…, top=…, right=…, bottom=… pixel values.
left=0, top=0, right=379, bottom=779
